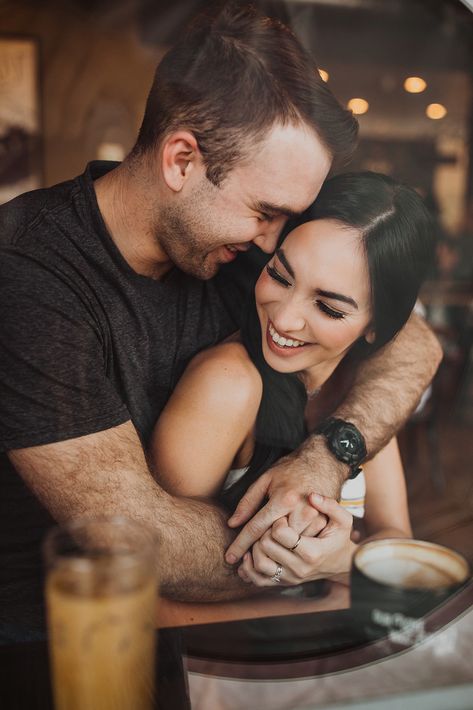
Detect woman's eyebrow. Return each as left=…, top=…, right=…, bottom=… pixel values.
left=275, top=248, right=294, bottom=278
left=316, top=289, right=358, bottom=309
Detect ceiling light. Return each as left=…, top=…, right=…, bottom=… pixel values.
left=426, top=103, right=447, bottom=120
left=404, top=76, right=427, bottom=93
left=348, top=98, right=369, bottom=115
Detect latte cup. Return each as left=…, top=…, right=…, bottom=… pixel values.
left=351, top=538, right=470, bottom=646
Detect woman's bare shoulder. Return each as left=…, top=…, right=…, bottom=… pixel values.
left=183, top=342, right=263, bottom=410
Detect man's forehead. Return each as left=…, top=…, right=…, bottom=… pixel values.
left=236, top=125, right=331, bottom=211
left=248, top=172, right=325, bottom=215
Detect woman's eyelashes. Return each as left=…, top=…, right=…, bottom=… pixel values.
left=266, top=264, right=291, bottom=287
left=316, top=301, right=346, bottom=320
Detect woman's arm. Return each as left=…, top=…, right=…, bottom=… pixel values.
left=361, top=436, right=412, bottom=540
left=239, top=437, right=411, bottom=587
left=149, top=343, right=262, bottom=499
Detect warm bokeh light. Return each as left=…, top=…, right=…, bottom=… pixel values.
left=97, top=142, right=126, bottom=161
left=426, top=103, right=447, bottom=120
left=404, top=76, right=427, bottom=93
left=319, top=69, right=329, bottom=82
left=347, top=98, right=369, bottom=115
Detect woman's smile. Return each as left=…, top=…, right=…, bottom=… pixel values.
left=266, top=320, right=311, bottom=358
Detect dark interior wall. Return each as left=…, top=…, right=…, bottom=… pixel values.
left=0, top=0, right=163, bottom=186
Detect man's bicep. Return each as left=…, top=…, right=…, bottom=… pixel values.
left=0, top=255, right=128, bottom=450
left=8, top=421, right=162, bottom=524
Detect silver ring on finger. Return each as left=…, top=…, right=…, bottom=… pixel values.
left=271, top=564, right=283, bottom=584
left=290, top=534, right=302, bottom=551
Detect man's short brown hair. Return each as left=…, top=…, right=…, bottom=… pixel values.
left=133, top=3, right=358, bottom=185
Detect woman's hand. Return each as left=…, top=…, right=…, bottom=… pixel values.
left=237, top=493, right=355, bottom=587
left=225, top=444, right=346, bottom=565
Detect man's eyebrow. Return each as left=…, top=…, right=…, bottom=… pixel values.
left=255, top=201, right=300, bottom=219
left=316, top=289, right=358, bottom=309
left=275, top=248, right=295, bottom=278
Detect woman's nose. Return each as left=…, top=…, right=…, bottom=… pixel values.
left=272, top=297, right=306, bottom=335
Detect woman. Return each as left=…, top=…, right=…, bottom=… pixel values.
left=150, top=172, right=435, bottom=587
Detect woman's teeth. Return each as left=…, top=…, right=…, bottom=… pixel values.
left=269, top=322, right=305, bottom=348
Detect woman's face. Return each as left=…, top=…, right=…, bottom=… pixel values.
left=255, top=218, right=374, bottom=389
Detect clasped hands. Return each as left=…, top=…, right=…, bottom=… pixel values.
left=225, top=461, right=354, bottom=587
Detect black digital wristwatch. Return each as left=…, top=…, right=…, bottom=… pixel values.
left=316, top=417, right=367, bottom=480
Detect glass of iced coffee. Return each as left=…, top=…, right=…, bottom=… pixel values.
left=44, top=516, right=158, bottom=710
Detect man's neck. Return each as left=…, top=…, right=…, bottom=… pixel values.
left=94, top=160, right=172, bottom=280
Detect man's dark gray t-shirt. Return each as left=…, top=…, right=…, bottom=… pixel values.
left=0, top=161, right=256, bottom=641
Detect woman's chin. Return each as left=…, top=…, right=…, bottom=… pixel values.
left=262, top=341, right=307, bottom=374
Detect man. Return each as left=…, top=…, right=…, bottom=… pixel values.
left=0, top=5, right=440, bottom=640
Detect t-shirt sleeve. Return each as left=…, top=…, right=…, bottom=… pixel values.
left=0, top=249, right=130, bottom=451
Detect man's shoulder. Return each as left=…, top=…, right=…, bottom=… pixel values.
left=0, top=161, right=117, bottom=251
left=0, top=176, right=81, bottom=249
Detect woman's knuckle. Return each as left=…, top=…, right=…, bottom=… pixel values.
left=272, top=528, right=286, bottom=545
left=299, top=563, right=311, bottom=578
left=260, top=538, right=271, bottom=554
left=304, top=549, right=318, bottom=566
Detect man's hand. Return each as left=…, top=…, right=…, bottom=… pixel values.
left=225, top=441, right=346, bottom=564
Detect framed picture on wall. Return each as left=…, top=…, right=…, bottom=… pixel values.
left=0, top=36, right=42, bottom=205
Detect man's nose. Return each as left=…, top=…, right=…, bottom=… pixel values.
left=253, top=217, right=287, bottom=254
left=253, top=232, right=278, bottom=253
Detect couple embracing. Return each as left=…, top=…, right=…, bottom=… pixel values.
left=0, top=4, right=440, bottom=640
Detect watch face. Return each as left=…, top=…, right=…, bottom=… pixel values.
left=332, top=423, right=364, bottom=464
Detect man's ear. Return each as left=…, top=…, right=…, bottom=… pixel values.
left=161, top=131, right=201, bottom=192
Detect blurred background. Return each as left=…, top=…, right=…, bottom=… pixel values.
left=0, top=0, right=472, bottom=558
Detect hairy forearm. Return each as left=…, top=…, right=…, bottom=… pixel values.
left=9, top=423, right=253, bottom=604
left=335, top=313, right=441, bottom=458
left=275, top=443, right=347, bottom=501
left=157, top=494, right=254, bottom=601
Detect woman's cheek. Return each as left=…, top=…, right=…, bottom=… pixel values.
left=255, top=270, right=276, bottom=306
left=314, top=318, right=360, bottom=352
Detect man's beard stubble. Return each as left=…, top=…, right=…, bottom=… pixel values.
left=157, top=183, right=223, bottom=281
